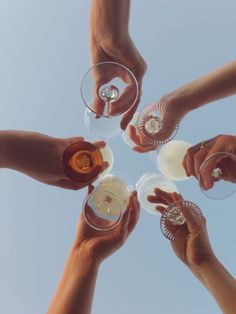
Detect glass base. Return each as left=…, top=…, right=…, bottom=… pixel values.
left=160, top=200, right=203, bottom=241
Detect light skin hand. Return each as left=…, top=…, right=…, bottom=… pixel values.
left=48, top=190, right=140, bottom=314
left=148, top=188, right=236, bottom=314
left=0, top=130, right=108, bottom=190
left=182, top=134, right=236, bottom=190
left=147, top=188, right=215, bottom=271
left=90, top=0, right=147, bottom=130
left=121, top=58, right=236, bottom=154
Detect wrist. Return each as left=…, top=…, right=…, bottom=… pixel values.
left=189, top=255, right=219, bottom=282
left=69, top=244, right=101, bottom=272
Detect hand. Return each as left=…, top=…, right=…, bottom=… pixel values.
left=1, top=131, right=107, bottom=190
left=128, top=93, right=189, bottom=153
left=148, top=189, right=215, bottom=271
left=73, top=187, right=140, bottom=264
left=90, top=27, right=146, bottom=130
left=183, top=134, right=236, bottom=190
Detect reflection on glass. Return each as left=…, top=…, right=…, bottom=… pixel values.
left=81, top=62, right=139, bottom=139
left=61, top=141, right=113, bottom=185
left=83, top=174, right=133, bottom=231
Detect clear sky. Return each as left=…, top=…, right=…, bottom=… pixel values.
left=0, top=0, right=236, bottom=313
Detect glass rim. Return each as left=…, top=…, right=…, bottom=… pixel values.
left=80, top=61, right=139, bottom=117
left=82, top=188, right=124, bottom=231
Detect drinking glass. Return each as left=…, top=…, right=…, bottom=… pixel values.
left=136, top=172, right=203, bottom=240
left=154, top=140, right=236, bottom=199
left=61, top=141, right=113, bottom=185
left=83, top=173, right=133, bottom=230
left=81, top=62, right=139, bottom=139
left=123, top=101, right=179, bottom=148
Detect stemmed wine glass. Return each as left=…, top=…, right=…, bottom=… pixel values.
left=136, top=172, right=203, bottom=240
left=123, top=101, right=179, bottom=148
left=153, top=140, right=236, bottom=200
left=81, top=62, right=139, bottom=139
left=83, top=173, right=133, bottom=231
left=61, top=141, right=113, bottom=185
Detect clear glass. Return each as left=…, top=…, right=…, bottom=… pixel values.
left=136, top=172, right=203, bottom=240
left=153, top=140, right=236, bottom=200
left=136, top=173, right=178, bottom=215
left=160, top=200, right=203, bottom=240
left=81, top=62, right=139, bottom=139
left=199, top=152, right=236, bottom=200
left=153, top=139, right=192, bottom=181
left=83, top=173, right=133, bottom=231
left=123, top=102, right=179, bottom=148
left=61, top=141, right=113, bottom=185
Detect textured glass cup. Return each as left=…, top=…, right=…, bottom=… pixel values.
left=136, top=172, right=203, bottom=240
left=61, top=141, right=113, bottom=185
left=81, top=62, right=139, bottom=139
left=160, top=200, right=203, bottom=240
left=123, top=102, right=179, bottom=148
left=83, top=174, right=133, bottom=231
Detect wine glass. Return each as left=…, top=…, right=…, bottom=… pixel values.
left=154, top=140, right=236, bottom=200
left=61, top=141, right=113, bottom=185
left=152, top=139, right=192, bottom=181
left=136, top=172, right=203, bottom=240
left=122, top=101, right=179, bottom=148
left=81, top=62, right=139, bottom=139
left=83, top=173, right=133, bottom=231
left=199, top=151, right=236, bottom=200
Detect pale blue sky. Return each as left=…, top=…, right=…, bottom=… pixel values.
left=0, top=1, right=236, bottom=313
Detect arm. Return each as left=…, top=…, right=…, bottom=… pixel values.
left=195, top=259, right=236, bottom=314
left=48, top=190, right=140, bottom=314
left=129, top=61, right=236, bottom=153
left=171, top=60, right=236, bottom=112
left=0, top=130, right=106, bottom=190
left=149, top=189, right=236, bottom=314
left=90, top=0, right=146, bottom=130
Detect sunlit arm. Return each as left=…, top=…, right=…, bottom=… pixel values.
left=47, top=248, right=100, bottom=314
left=173, top=60, right=236, bottom=112
left=193, top=258, right=236, bottom=314
left=90, top=0, right=130, bottom=43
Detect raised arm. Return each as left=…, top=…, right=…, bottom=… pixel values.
left=151, top=189, right=236, bottom=314
left=130, top=60, right=236, bottom=153
left=90, top=0, right=146, bottom=130
left=0, top=130, right=107, bottom=190
left=47, top=189, right=140, bottom=314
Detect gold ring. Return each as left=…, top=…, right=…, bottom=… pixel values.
left=200, top=142, right=208, bottom=150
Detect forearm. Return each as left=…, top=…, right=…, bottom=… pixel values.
left=90, top=0, right=130, bottom=41
left=48, top=247, right=100, bottom=314
left=176, top=60, right=236, bottom=112
left=192, top=258, right=236, bottom=314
